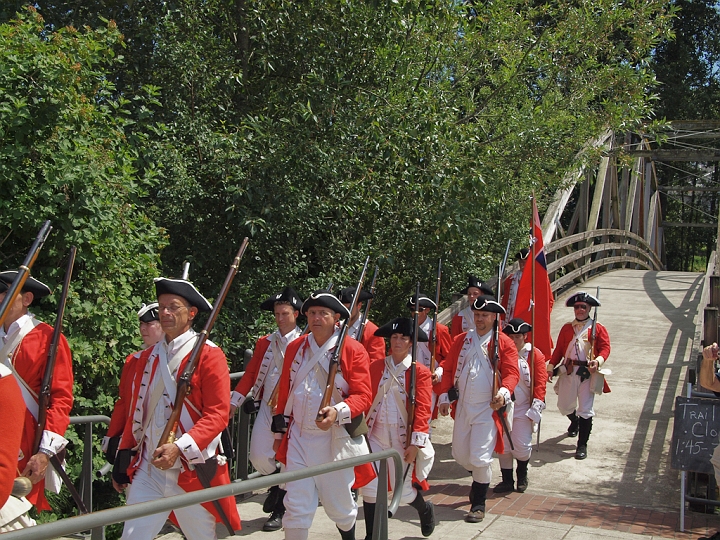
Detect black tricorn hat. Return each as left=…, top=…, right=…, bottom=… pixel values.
left=260, top=286, right=303, bottom=312
left=0, top=271, right=51, bottom=299
left=565, top=291, right=600, bottom=308
left=337, top=286, right=374, bottom=305
left=471, top=295, right=506, bottom=314
left=503, top=318, right=532, bottom=335
left=406, top=293, right=437, bottom=310
left=461, top=275, right=495, bottom=296
left=374, top=317, right=429, bottom=342
left=516, top=248, right=530, bottom=261
left=137, top=302, right=159, bottom=323
left=302, top=290, right=351, bottom=319
left=154, top=277, right=213, bottom=313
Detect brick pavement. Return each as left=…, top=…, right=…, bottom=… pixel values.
left=426, top=481, right=720, bottom=539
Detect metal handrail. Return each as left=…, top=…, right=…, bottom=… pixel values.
left=2, top=449, right=404, bottom=540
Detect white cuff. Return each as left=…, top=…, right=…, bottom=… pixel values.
left=411, top=431, right=429, bottom=448
left=498, top=387, right=511, bottom=404
left=230, top=391, right=246, bottom=408
left=526, top=398, right=545, bottom=424
left=596, top=356, right=605, bottom=367
left=274, top=433, right=284, bottom=440
left=334, top=402, right=352, bottom=425
left=39, top=430, right=68, bottom=456
left=174, top=433, right=205, bottom=464
left=434, top=367, right=443, bottom=382
left=439, top=393, right=450, bottom=405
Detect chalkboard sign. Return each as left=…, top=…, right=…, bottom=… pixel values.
left=671, top=396, right=720, bottom=473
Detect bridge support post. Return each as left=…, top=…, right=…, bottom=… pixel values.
left=704, top=307, right=719, bottom=346
left=710, top=276, right=720, bottom=308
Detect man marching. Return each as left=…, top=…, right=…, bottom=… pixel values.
left=338, top=286, right=386, bottom=362
left=113, top=278, right=240, bottom=539
left=272, top=290, right=373, bottom=540
left=438, top=295, right=519, bottom=523
left=450, top=276, right=494, bottom=338
left=0, top=271, right=73, bottom=514
left=361, top=317, right=435, bottom=539
left=547, top=291, right=610, bottom=460
left=407, top=293, right=451, bottom=413
left=230, top=286, right=303, bottom=531
left=494, top=318, right=547, bottom=494
left=104, top=302, right=164, bottom=460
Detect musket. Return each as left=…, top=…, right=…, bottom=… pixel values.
left=267, top=281, right=333, bottom=413
left=430, top=259, right=442, bottom=374
left=31, top=247, right=88, bottom=513
left=316, top=257, right=370, bottom=422
left=157, top=238, right=249, bottom=535
left=357, top=266, right=379, bottom=346
left=403, top=281, right=421, bottom=481
left=589, top=287, right=600, bottom=363
left=0, top=220, right=52, bottom=328
left=493, top=245, right=514, bottom=450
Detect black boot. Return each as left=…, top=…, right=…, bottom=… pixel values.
left=576, top=416, right=592, bottom=460
left=263, top=488, right=285, bottom=531
left=337, top=523, right=356, bottom=540
left=465, top=481, right=488, bottom=523
left=362, top=502, right=375, bottom=540
left=493, top=468, right=514, bottom=494
left=409, top=491, right=435, bottom=537
left=516, top=460, right=529, bottom=493
left=566, top=411, right=579, bottom=437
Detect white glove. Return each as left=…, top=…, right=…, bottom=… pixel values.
left=525, top=398, right=545, bottom=424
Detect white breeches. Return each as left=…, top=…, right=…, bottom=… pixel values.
left=499, top=414, right=534, bottom=466
left=250, top=401, right=283, bottom=477
left=283, top=425, right=357, bottom=533
left=121, top=464, right=216, bottom=540
left=451, top=400, right=497, bottom=484
left=555, top=367, right=595, bottom=418
left=361, top=422, right=416, bottom=505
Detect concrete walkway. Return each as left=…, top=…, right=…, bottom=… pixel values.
left=155, top=270, right=715, bottom=540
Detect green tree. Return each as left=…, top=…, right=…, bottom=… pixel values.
left=0, top=7, right=166, bottom=516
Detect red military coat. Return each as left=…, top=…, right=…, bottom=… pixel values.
left=437, top=330, right=519, bottom=453
left=274, top=333, right=373, bottom=486
left=356, top=320, right=387, bottom=362
left=11, top=322, right=73, bottom=511
left=107, top=351, right=142, bottom=439
left=368, top=357, right=432, bottom=489
left=0, top=372, right=25, bottom=508
left=116, top=339, right=241, bottom=531
left=232, top=335, right=272, bottom=399
left=550, top=321, right=611, bottom=393
left=428, top=322, right=452, bottom=391
left=521, top=346, right=547, bottom=402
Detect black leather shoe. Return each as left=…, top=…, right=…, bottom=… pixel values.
left=516, top=477, right=528, bottom=493
left=698, top=531, right=720, bottom=540
left=464, top=508, right=484, bottom=523
left=493, top=480, right=514, bottom=494
left=262, top=511, right=283, bottom=532
left=575, top=444, right=587, bottom=460
left=419, top=502, right=435, bottom=537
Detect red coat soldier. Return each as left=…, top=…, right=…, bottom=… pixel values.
left=338, top=286, right=386, bottom=362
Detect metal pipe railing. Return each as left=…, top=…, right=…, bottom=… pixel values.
left=2, top=449, right=404, bottom=540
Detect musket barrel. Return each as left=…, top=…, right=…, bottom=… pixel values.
left=0, top=220, right=52, bottom=328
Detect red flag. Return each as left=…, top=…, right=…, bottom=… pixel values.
left=513, top=198, right=554, bottom=357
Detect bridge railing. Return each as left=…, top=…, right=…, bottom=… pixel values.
left=3, top=449, right=404, bottom=540
left=545, top=228, right=664, bottom=295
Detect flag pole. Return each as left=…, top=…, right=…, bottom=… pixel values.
left=531, top=194, right=536, bottom=394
